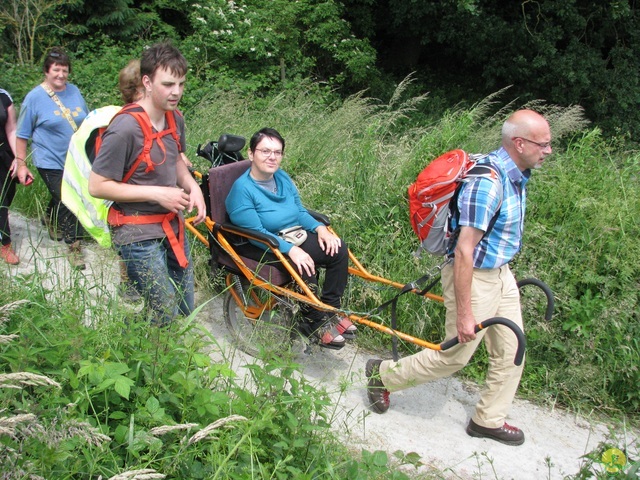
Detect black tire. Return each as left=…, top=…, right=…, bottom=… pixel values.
left=223, top=277, right=294, bottom=358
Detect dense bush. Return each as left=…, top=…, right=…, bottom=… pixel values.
left=342, top=0, right=640, bottom=138
left=4, top=1, right=640, bottom=135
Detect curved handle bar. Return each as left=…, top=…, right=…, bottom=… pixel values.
left=516, top=277, right=554, bottom=321
left=439, top=317, right=526, bottom=366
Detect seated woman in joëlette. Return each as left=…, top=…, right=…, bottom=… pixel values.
left=225, top=127, right=357, bottom=349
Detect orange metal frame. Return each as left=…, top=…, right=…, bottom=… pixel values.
left=185, top=215, right=449, bottom=351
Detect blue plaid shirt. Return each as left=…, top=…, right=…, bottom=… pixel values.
left=451, top=147, right=530, bottom=269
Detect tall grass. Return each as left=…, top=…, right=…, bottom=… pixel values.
left=185, top=82, right=640, bottom=418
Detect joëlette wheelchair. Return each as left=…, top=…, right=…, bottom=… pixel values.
left=185, top=135, right=553, bottom=360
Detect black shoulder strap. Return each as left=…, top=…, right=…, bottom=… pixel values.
left=446, top=162, right=502, bottom=256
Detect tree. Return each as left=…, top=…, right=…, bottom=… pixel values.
left=60, top=0, right=177, bottom=44
left=342, top=0, right=640, bottom=136
left=181, top=0, right=378, bottom=93
left=0, top=0, right=81, bottom=65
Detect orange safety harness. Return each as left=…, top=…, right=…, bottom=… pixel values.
left=106, top=104, right=189, bottom=268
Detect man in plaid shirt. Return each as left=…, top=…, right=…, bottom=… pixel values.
left=366, top=110, right=552, bottom=446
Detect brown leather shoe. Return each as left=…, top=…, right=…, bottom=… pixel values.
left=1, top=244, right=19, bottom=265
left=366, top=359, right=390, bottom=413
left=466, top=419, right=525, bottom=446
left=67, top=240, right=86, bottom=270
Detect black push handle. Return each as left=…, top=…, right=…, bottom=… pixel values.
left=439, top=316, right=526, bottom=366
left=517, top=278, right=554, bottom=321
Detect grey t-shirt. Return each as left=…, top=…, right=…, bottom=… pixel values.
left=92, top=110, right=187, bottom=245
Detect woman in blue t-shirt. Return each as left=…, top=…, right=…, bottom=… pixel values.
left=226, top=127, right=357, bottom=349
left=15, top=47, right=89, bottom=269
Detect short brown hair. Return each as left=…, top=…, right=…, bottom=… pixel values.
left=43, top=47, right=71, bottom=74
left=250, top=127, right=286, bottom=153
left=140, top=42, right=187, bottom=80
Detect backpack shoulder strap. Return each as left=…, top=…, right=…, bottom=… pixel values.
left=459, top=160, right=503, bottom=217
left=482, top=163, right=503, bottom=235
left=114, top=105, right=155, bottom=183
left=112, top=105, right=183, bottom=183
left=93, top=126, right=108, bottom=157
left=446, top=159, right=503, bottom=255
left=165, top=109, right=183, bottom=153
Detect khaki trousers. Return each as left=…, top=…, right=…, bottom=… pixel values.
left=379, top=263, right=524, bottom=428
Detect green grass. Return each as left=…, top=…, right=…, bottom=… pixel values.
left=1, top=267, right=435, bottom=478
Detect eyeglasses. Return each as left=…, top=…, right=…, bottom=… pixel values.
left=515, top=137, right=552, bottom=149
left=49, top=52, right=61, bottom=58
left=255, top=148, right=284, bottom=158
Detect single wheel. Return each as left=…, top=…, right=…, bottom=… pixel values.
left=223, top=275, right=294, bottom=358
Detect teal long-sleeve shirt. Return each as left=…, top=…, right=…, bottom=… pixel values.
left=225, top=168, right=322, bottom=253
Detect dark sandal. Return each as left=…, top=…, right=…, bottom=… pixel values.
left=316, top=325, right=345, bottom=350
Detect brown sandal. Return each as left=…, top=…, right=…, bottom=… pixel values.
left=332, top=315, right=357, bottom=340
left=300, top=319, right=345, bottom=350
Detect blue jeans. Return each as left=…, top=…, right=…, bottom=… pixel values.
left=118, top=237, right=194, bottom=326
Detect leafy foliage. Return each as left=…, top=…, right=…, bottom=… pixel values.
left=0, top=272, right=418, bottom=478
left=61, top=0, right=161, bottom=40
left=180, top=0, right=378, bottom=94
left=342, top=0, right=640, bottom=137
left=3, top=0, right=640, bottom=135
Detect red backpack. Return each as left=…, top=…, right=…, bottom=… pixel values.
left=408, top=149, right=500, bottom=256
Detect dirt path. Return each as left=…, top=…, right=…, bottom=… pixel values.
left=4, top=211, right=636, bottom=480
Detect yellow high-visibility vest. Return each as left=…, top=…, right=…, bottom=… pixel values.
left=61, top=105, right=121, bottom=248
